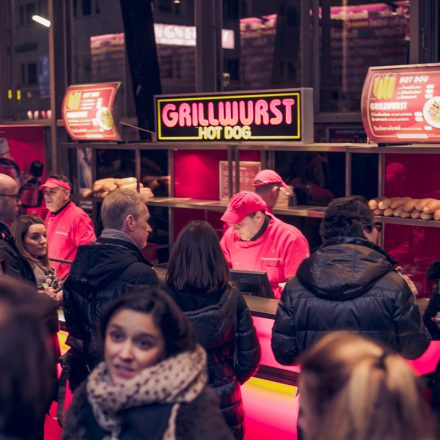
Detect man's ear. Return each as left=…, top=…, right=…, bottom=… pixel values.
left=123, top=214, right=135, bottom=232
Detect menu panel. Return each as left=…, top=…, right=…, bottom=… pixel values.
left=361, top=64, right=440, bottom=143
left=62, top=82, right=121, bottom=141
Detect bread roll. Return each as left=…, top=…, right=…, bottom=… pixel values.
left=378, top=198, right=392, bottom=210
left=415, top=198, right=435, bottom=211
left=421, top=213, right=433, bottom=220
left=119, top=182, right=137, bottom=191
left=390, top=196, right=410, bottom=209
left=115, top=177, right=137, bottom=186
left=403, top=198, right=417, bottom=212
left=139, top=187, right=154, bottom=199
left=434, top=209, right=440, bottom=221
left=80, top=188, right=92, bottom=198
left=368, top=197, right=385, bottom=210
left=373, top=208, right=382, bottom=216
left=423, top=199, right=440, bottom=214
left=384, top=208, right=393, bottom=217
left=93, top=178, right=115, bottom=192
left=393, top=206, right=403, bottom=217
left=410, top=210, right=421, bottom=219
left=400, top=211, right=411, bottom=218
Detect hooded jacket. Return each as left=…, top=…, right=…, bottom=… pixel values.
left=271, top=237, right=429, bottom=364
left=165, top=285, right=260, bottom=440
left=63, top=236, right=159, bottom=368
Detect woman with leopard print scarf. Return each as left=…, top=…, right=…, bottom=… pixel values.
left=62, top=289, right=234, bottom=440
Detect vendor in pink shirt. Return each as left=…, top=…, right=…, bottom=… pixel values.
left=41, top=175, right=96, bottom=280
left=253, top=169, right=289, bottom=212
left=220, top=191, right=310, bottom=299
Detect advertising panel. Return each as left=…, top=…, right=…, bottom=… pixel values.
left=155, top=89, right=314, bottom=143
left=62, top=82, right=121, bottom=141
left=219, top=161, right=261, bottom=200
left=361, top=64, right=440, bottom=143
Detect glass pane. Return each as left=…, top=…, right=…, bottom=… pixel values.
left=223, top=0, right=301, bottom=91
left=153, top=0, right=196, bottom=93
left=274, top=151, right=345, bottom=206
left=320, top=0, right=410, bottom=112
left=2, top=1, right=50, bottom=120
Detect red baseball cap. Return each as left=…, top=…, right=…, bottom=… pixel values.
left=221, top=191, right=267, bottom=225
left=39, top=177, right=71, bottom=192
left=253, top=169, right=288, bottom=189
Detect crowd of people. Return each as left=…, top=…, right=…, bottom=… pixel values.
left=0, top=169, right=438, bottom=440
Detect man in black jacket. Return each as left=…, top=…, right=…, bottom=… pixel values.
left=272, top=196, right=429, bottom=364
left=0, top=173, right=35, bottom=283
left=63, top=189, right=159, bottom=388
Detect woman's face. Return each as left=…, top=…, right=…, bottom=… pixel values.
left=104, top=309, right=166, bottom=384
left=24, top=224, right=48, bottom=258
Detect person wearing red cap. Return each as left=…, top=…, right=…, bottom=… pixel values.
left=41, top=174, right=96, bottom=280
left=220, top=191, right=310, bottom=299
left=253, top=169, right=289, bottom=211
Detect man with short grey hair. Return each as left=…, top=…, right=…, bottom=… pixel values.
left=63, top=188, right=158, bottom=389
left=0, top=173, right=35, bottom=282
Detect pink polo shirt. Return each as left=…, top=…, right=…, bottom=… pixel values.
left=220, top=216, right=310, bottom=299
left=45, top=201, right=96, bottom=280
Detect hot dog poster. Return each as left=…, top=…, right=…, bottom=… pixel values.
left=361, top=64, right=440, bottom=143
left=155, top=89, right=314, bottom=142
left=62, top=82, right=121, bottom=141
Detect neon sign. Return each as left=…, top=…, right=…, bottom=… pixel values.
left=155, top=89, right=313, bottom=142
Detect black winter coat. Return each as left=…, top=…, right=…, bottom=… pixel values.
left=165, top=285, right=260, bottom=440
left=62, top=382, right=234, bottom=440
left=63, top=237, right=159, bottom=369
left=272, top=237, right=430, bottom=364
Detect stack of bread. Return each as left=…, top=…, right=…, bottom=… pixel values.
left=81, top=177, right=153, bottom=200
left=368, top=197, right=440, bottom=220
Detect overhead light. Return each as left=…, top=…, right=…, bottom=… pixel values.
left=174, top=0, right=181, bottom=4
left=32, top=15, right=51, bottom=27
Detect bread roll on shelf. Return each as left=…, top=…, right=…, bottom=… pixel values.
left=411, top=210, right=421, bottom=219
left=423, top=199, right=440, bottom=214
left=389, top=196, right=410, bottom=209
left=393, top=206, right=403, bottom=217
left=383, top=208, right=393, bottom=217
left=434, top=210, right=440, bottom=221
left=403, top=198, right=418, bottom=212
left=368, top=197, right=385, bottom=210
left=415, top=198, right=435, bottom=211
left=420, top=213, right=433, bottom=220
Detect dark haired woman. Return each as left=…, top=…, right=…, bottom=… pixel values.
left=12, top=214, right=62, bottom=302
left=12, top=214, right=61, bottom=363
left=165, top=220, right=260, bottom=439
left=62, top=289, right=233, bottom=440
left=272, top=195, right=429, bottom=364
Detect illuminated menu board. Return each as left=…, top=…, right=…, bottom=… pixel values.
left=361, top=64, right=440, bottom=143
left=155, top=89, right=313, bottom=142
left=62, top=82, right=121, bottom=141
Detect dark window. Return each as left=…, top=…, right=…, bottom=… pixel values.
left=20, top=64, right=26, bottom=85
left=224, top=58, right=239, bottom=80
left=25, top=3, right=36, bottom=24
left=19, top=5, right=25, bottom=25
left=82, top=0, right=92, bottom=16
left=223, top=0, right=239, bottom=20
left=158, top=0, right=172, bottom=14
left=27, top=63, right=38, bottom=85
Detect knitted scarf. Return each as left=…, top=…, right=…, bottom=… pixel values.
left=86, top=344, right=207, bottom=440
